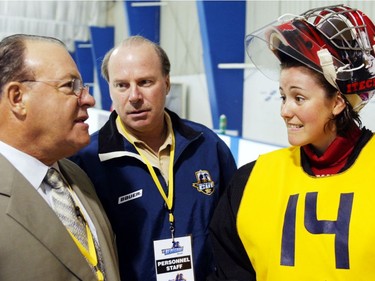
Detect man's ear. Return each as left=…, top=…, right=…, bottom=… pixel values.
left=333, top=92, right=347, bottom=116
left=165, top=74, right=171, bottom=96
left=5, top=82, right=27, bottom=116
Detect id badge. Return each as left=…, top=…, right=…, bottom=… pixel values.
left=153, top=235, right=195, bottom=281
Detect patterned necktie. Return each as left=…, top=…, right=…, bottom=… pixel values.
left=44, top=168, right=106, bottom=280
left=44, top=168, right=88, bottom=249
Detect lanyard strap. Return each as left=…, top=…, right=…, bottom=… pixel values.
left=66, top=187, right=104, bottom=281
left=117, top=116, right=176, bottom=239
left=68, top=225, right=104, bottom=281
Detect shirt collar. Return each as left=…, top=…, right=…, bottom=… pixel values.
left=116, top=111, right=173, bottom=151
left=0, top=141, right=51, bottom=189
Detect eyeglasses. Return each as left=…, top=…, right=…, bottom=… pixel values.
left=20, top=78, right=89, bottom=100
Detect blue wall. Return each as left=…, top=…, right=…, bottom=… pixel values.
left=197, top=1, right=246, bottom=135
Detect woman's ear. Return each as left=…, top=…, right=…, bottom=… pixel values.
left=332, top=92, right=347, bottom=116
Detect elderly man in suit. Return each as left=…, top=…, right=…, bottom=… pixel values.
left=0, top=34, right=120, bottom=281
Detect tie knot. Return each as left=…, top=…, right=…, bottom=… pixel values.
left=44, top=168, right=66, bottom=189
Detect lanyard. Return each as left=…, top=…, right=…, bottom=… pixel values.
left=117, top=116, right=176, bottom=240
left=66, top=188, right=104, bottom=281
left=68, top=224, right=104, bottom=281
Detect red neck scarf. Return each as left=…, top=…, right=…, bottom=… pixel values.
left=302, top=126, right=361, bottom=176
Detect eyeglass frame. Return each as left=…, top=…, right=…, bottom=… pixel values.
left=19, top=78, right=90, bottom=101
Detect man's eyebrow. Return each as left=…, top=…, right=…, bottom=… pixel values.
left=112, top=78, right=127, bottom=83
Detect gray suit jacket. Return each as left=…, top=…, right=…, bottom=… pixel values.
left=0, top=155, right=120, bottom=281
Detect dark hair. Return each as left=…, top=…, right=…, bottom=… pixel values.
left=0, top=34, right=66, bottom=95
left=101, top=35, right=171, bottom=82
left=280, top=57, right=361, bottom=136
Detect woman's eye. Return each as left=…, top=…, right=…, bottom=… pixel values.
left=296, top=96, right=305, bottom=103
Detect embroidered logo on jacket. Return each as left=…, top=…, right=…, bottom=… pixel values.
left=118, top=189, right=143, bottom=204
left=192, top=170, right=215, bottom=195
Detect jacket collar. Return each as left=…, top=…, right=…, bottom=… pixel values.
left=98, top=109, right=202, bottom=161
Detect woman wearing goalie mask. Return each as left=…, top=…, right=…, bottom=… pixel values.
left=208, top=5, right=375, bottom=281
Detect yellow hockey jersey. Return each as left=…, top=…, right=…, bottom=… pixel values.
left=238, top=136, right=375, bottom=281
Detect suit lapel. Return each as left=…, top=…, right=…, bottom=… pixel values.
left=0, top=156, right=94, bottom=280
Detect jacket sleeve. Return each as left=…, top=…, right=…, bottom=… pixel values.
left=207, top=162, right=257, bottom=281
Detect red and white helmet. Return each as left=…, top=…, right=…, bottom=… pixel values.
left=245, top=4, right=375, bottom=111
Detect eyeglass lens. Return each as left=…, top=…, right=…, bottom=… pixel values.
left=73, top=78, right=83, bottom=96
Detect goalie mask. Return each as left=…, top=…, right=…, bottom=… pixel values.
left=245, top=4, right=375, bottom=111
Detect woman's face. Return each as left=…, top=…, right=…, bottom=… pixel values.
left=279, top=66, right=345, bottom=153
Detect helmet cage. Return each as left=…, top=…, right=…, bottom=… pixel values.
left=245, top=4, right=375, bottom=111
left=309, top=5, right=374, bottom=52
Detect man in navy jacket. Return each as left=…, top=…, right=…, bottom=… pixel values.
left=71, top=35, right=237, bottom=281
